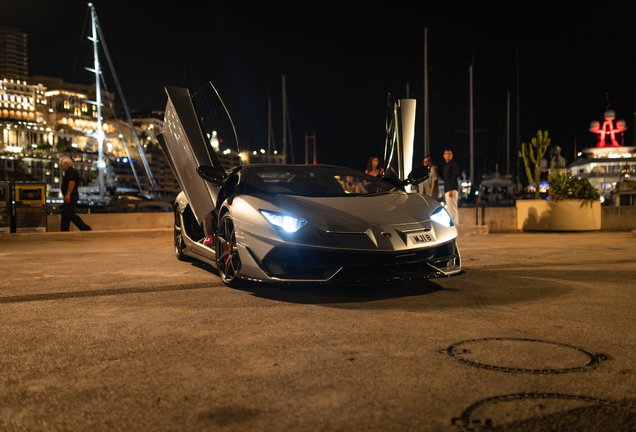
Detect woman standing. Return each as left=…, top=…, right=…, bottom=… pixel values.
left=365, top=156, right=384, bottom=177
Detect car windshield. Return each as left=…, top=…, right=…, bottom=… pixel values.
left=244, top=165, right=397, bottom=196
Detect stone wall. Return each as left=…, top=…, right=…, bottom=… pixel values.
left=601, top=206, right=636, bottom=231
left=461, top=205, right=636, bottom=232
left=42, top=205, right=636, bottom=233
left=47, top=213, right=173, bottom=232
left=459, top=207, right=518, bottom=232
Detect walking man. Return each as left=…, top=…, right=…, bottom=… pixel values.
left=60, top=156, right=91, bottom=232
left=442, top=149, right=460, bottom=224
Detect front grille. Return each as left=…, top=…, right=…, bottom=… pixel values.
left=259, top=241, right=458, bottom=281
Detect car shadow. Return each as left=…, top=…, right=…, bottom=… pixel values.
left=192, top=262, right=624, bottom=312
left=191, top=259, right=447, bottom=305
left=237, top=279, right=445, bottom=305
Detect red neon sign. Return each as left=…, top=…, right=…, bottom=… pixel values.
left=590, top=110, right=626, bottom=147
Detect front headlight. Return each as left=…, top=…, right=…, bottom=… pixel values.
left=260, top=210, right=307, bottom=233
left=430, top=206, right=453, bottom=227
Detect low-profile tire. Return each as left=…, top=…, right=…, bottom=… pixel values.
left=174, top=207, right=189, bottom=261
left=216, top=212, right=243, bottom=287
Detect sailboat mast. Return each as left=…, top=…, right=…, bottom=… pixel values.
left=267, top=86, right=271, bottom=164
left=507, top=92, right=510, bottom=177
left=424, top=27, right=430, bottom=158
left=93, top=10, right=158, bottom=194
left=88, top=3, right=105, bottom=201
left=469, top=60, right=474, bottom=192
left=282, top=74, right=287, bottom=164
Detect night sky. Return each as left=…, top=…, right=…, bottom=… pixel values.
left=5, top=1, right=636, bottom=181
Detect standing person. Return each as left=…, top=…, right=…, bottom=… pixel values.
left=364, top=156, right=384, bottom=188
left=442, top=149, right=461, bottom=224
left=418, top=156, right=439, bottom=199
left=60, top=156, right=91, bottom=232
left=365, top=156, right=384, bottom=177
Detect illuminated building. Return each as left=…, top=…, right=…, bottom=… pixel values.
left=0, top=27, right=28, bottom=79
left=0, top=75, right=148, bottom=192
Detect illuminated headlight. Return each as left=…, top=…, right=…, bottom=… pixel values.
left=430, top=206, right=453, bottom=227
left=260, top=210, right=307, bottom=233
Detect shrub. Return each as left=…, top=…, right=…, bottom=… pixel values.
left=548, top=174, right=600, bottom=201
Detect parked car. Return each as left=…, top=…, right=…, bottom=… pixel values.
left=158, top=84, right=464, bottom=286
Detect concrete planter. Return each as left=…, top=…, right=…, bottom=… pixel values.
left=516, top=199, right=601, bottom=231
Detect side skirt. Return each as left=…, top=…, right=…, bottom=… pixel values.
left=180, top=219, right=218, bottom=268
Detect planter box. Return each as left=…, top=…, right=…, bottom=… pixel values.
left=516, top=199, right=601, bottom=231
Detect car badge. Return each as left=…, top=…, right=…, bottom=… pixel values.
left=382, top=232, right=392, bottom=239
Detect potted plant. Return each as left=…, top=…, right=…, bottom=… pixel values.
left=517, top=173, right=601, bottom=231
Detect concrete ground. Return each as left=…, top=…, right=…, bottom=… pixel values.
left=0, top=231, right=634, bottom=431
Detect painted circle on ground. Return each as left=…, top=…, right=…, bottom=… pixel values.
left=452, top=393, right=636, bottom=431
left=445, top=338, right=605, bottom=374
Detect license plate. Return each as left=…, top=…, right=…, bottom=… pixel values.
left=408, top=231, right=435, bottom=246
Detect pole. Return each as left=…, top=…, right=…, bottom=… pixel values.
left=313, top=131, right=316, bottom=164
left=304, top=132, right=308, bottom=165
left=469, top=61, right=474, bottom=195
left=268, top=86, right=271, bottom=164
left=507, top=91, right=510, bottom=177
left=282, top=74, right=287, bottom=164
left=286, top=98, right=295, bottom=164
left=424, top=27, right=430, bottom=158
left=88, top=4, right=105, bottom=201
left=516, top=47, right=521, bottom=187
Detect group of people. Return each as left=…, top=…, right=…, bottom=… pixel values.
left=58, top=151, right=460, bottom=232
left=364, top=150, right=461, bottom=224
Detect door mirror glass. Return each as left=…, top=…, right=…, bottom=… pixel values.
left=406, top=166, right=430, bottom=185
left=196, top=165, right=224, bottom=186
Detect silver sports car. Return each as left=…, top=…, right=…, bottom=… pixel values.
left=158, top=83, right=463, bottom=286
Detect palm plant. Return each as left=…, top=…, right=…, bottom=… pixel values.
left=548, top=173, right=600, bottom=201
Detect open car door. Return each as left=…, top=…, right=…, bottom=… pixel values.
left=157, top=84, right=239, bottom=224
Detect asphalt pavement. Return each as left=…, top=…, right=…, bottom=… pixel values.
left=0, top=231, right=634, bottom=431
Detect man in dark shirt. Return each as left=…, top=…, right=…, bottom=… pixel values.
left=60, top=157, right=91, bottom=232
left=442, top=149, right=461, bottom=224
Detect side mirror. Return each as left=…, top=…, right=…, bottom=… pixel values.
left=380, top=167, right=405, bottom=191
left=405, top=166, right=430, bottom=185
left=196, top=166, right=224, bottom=186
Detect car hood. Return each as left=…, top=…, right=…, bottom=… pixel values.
left=242, top=192, right=435, bottom=232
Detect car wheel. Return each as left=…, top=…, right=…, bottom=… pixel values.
left=174, top=207, right=188, bottom=261
left=216, top=212, right=243, bottom=287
